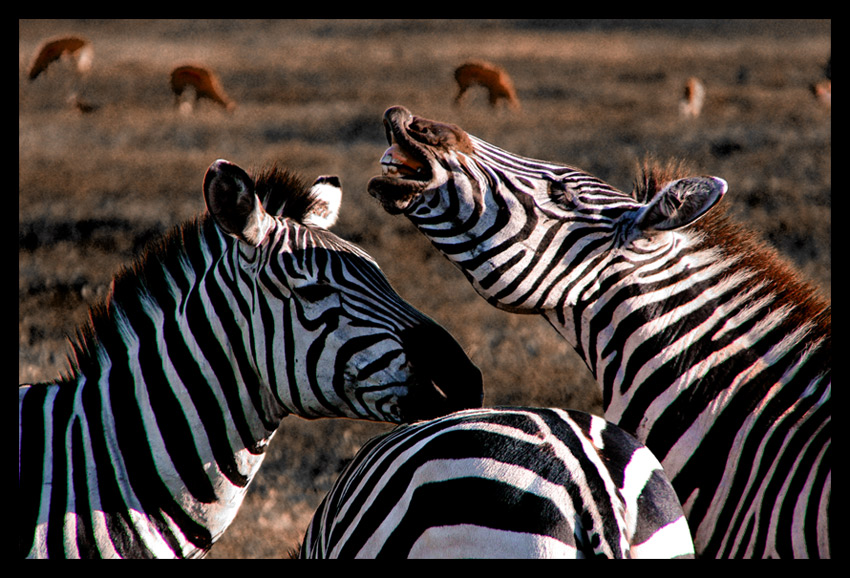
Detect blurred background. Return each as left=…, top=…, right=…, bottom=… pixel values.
left=19, top=19, right=830, bottom=557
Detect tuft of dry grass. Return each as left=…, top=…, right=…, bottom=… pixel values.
left=19, top=19, right=829, bottom=558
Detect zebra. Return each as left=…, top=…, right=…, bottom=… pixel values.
left=18, top=158, right=483, bottom=558
left=367, top=105, right=830, bottom=558
left=300, top=406, right=694, bottom=559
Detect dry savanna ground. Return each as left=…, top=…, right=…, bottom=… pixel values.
left=19, top=20, right=830, bottom=558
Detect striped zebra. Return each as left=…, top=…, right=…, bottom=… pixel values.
left=368, top=106, right=830, bottom=558
left=300, top=407, right=694, bottom=559
left=18, top=159, right=483, bottom=558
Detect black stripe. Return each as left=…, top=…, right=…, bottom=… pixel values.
left=46, top=380, right=74, bottom=558
left=79, top=347, right=150, bottom=557
left=98, top=309, right=212, bottom=555
left=70, top=418, right=97, bottom=557
left=19, top=385, right=48, bottom=557
left=378, top=478, right=576, bottom=557
left=204, top=245, right=264, bottom=456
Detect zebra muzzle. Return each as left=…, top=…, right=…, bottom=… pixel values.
left=395, top=324, right=484, bottom=421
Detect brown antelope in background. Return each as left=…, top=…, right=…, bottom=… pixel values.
left=810, top=55, right=831, bottom=109
left=170, top=64, right=236, bottom=113
left=679, top=76, right=705, bottom=118
left=27, top=35, right=96, bottom=113
left=28, top=35, right=93, bottom=81
left=454, top=60, right=520, bottom=110
left=810, top=80, right=831, bottom=109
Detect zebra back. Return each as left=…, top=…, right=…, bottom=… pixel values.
left=301, top=407, right=694, bottom=559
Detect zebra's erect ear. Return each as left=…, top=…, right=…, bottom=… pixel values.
left=204, top=159, right=273, bottom=246
left=302, top=175, right=342, bottom=230
left=633, top=176, right=727, bottom=232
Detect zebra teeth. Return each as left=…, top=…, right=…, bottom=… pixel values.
left=380, top=145, right=426, bottom=179
left=382, top=164, right=400, bottom=177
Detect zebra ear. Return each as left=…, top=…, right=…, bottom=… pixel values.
left=204, top=159, right=273, bottom=246
left=633, top=176, right=727, bottom=232
left=302, top=175, right=342, bottom=230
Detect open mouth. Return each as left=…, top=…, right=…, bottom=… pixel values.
left=370, top=105, right=468, bottom=213
left=380, top=143, right=427, bottom=179
left=377, top=107, right=433, bottom=183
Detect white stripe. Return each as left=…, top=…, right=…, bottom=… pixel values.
left=354, top=457, right=581, bottom=557
left=630, top=517, right=694, bottom=558
left=620, top=446, right=664, bottom=536
left=408, top=524, right=579, bottom=559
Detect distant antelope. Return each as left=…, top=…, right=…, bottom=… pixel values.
left=27, top=35, right=93, bottom=81
left=810, top=79, right=831, bottom=109
left=454, top=60, right=520, bottom=110
left=27, top=35, right=95, bottom=113
left=679, top=77, right=705, bottom=118
left=170, top=64, right=236, bottom=113
left=811, top=56, right=830, bottom=110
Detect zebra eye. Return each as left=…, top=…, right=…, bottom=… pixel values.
left=548, top=181, right=576, bottom=207
left=294, top=283, right=337, bottom=303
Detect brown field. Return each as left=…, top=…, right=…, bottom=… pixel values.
left=19, top=19, right=830, bottom=558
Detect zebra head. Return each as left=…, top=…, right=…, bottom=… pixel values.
left=203, top=159, right=482, bottom=424
left=368, top=105, right=727, bottom=313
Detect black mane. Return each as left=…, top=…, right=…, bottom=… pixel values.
left=252, top=163, right=321, bottom=223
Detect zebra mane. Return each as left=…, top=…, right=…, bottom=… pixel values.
left=252, top=163, right=326, bottom=222
left=632, top=157, right=830, bottom=335
left=63, top=216, right=210, bottom=383
left=60, top=164, right=334, bottom=384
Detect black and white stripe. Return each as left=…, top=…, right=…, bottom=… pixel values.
left=368, top=106, right=830, bottom=558
left=300, top=407, right=694, bottom=558
left=19, top=159, right=482, bottom=558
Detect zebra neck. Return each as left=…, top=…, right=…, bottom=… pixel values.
left=54, top=221, right=285, bottom=556
left=58, top=353, right=277, bottom=557
left=73, top=218, right=285, bottom=445
left=541, top=228, right=830, bottom=444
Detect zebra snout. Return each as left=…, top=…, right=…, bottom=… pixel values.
left=396, top=325, right=484, bottom=422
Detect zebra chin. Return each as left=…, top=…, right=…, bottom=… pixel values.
left=391, top=378, right=481, bottom=423
left=367, top=175, right=426, bottom=215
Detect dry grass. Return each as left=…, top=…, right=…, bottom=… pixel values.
left=19, top=19, right=830, bottom=558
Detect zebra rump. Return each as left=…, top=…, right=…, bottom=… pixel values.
left=301, top=407, right=694, bottom=559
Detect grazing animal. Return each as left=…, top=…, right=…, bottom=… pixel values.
left=810, top=80, right=831, bottom=109
left=454, top=60, right=520, bottom=110
left=368, top=105, right=830, bottom=558
left=170, top=64, right=236, bottom=113
left=301, top=406, right=694, bottom=559
left=18, top=159, right=482, bottom=558
left=679, top=77, right=705, bottom=118
left=27, top=35, right=93, bottom=81
left=27, top=35, right=95, bottom=112
left=809, top=55, right=831, bottom=109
